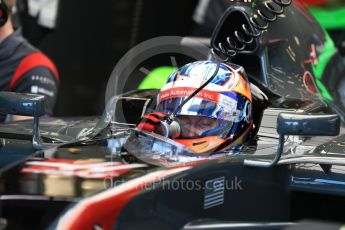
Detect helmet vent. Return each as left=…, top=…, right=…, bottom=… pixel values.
left=193, top=141, right=207, bottom=146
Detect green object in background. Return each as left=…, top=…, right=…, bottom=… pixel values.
left=316, top=79, right=333, bottom=101
left=309, top=7, right=345, bottom=29
left=311, top=32, right=337, bottom=101
left=138, top=66, right=177, bottom=89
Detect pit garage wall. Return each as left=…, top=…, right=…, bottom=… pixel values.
left=20, top=0, right=198, bottom=116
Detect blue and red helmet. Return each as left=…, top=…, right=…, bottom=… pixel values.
left=157, top=61, right=253, bottom=154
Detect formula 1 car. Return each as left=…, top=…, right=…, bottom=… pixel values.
left=1, top=1, right=345, bottom=230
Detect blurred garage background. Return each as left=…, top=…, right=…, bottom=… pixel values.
left=14, top=0, right=345, bottom=117
left=16, top=0, right=200, bottom=117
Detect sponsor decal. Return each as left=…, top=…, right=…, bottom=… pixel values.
left=159, top=87, right=237, bottom=110
left=204, top=176, right=225, bottom=209
left=20, top=159, right=147, bottom=179
left=243, top=100, right=252, bottom=123
left=31, top=75, right=56, bottom=86
left=31, top=85, right=54, bottom=97
left=309, top=44, right=318, bottom=65
left=159, top=87, right=220, bottom=103
left=303, top=71, right=317, bottom=94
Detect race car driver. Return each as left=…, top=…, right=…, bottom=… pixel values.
left=136, top=61, right=253, bottom=155
left=0, top=0, right=59, bottom=122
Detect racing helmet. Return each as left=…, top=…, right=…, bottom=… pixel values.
left=157, top=61, right=253, bottom=154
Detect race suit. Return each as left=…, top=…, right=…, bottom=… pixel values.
left=0, top=29, right=59, bottom=122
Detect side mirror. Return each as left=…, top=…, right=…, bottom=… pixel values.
left=0, top=92, right=45, bottom=149
left=0, top=92, right=45, bottom=117
left=277, top=113, right=340, bottom=136
left=245, top=113, right=340, bottom=168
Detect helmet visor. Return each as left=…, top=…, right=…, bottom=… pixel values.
left=158, top=95, right=240, bottom=122
left=174, top=115, right=233, bottom=138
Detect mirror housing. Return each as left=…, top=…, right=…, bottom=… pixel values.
left=245, top=112, right=341, bottom=168
left=277, top=113, right=340, bottom=136
left=0, top=92, right=45, bottom=149
left=0, top=92, right=45, bottom=117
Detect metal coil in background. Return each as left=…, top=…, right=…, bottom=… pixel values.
left=212, top=0, right=292, bottom=61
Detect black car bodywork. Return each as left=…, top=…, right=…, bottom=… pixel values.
left=0, top=94, right=344, bottom=230
left=1, top=1, right=345, bottom=230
